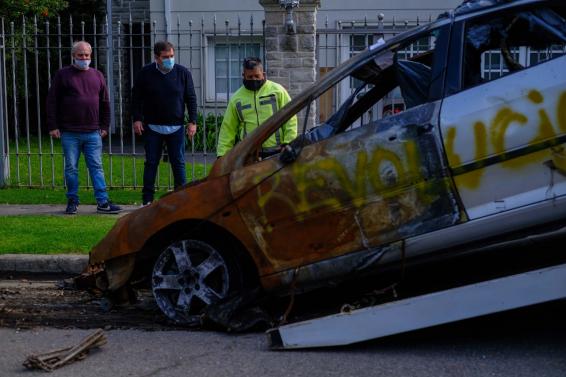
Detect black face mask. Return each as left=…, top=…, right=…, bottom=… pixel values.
left=243, top=78, right=266, bottom=91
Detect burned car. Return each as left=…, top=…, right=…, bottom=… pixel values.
left=84, top=0, right=566, bottom=324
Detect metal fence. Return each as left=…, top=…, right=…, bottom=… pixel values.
left=0, top=12, right=421, bottom=189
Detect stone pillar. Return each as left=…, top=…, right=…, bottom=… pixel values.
left=260, top=0, right=320, bottom=129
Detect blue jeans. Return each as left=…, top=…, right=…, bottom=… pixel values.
left=142, top=126, right=186, bottom=202
left=61, top=131, right=108, bottom=204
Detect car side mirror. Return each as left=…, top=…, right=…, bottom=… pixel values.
left=279, top=144, right=298, bottom=164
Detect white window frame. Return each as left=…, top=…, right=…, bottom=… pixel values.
left=480, top=45, right=566, bottom=82
left=205, top=35, right=263, bottom=102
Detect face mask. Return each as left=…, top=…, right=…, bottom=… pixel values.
left=243, top=78, right=266, bottom=91
left=161, top=57, right=175, bottom=71
left=74, top=59, right=91, bottom=70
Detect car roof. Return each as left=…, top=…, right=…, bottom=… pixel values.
left=438, top=0, right=549, bottom=20
left=455, top=0, right=522, bottom=15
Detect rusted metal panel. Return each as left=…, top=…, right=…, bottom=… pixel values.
left=88, top=173, right=272, bottom=276
left=105, top=254, right=136, bottom=291
left=231, top=101, right=460, bottom=279
left=260, top=242, right=404, bottom=292
left=89, top=175, right=224, bottom=263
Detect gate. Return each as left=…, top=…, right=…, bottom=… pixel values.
left=0, top=13, right=423, bottom=189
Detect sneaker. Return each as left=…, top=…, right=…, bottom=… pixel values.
left=97, top=201, right=122, bottom=214
left=142, top=195, right=154, bottom=206
left=65, top=200, right=78, bottom=215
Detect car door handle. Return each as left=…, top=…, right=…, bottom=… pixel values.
left=417, top=123, right=434, bottom=135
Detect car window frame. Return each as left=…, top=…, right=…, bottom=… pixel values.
left=445, top=0, right=566, bottom=96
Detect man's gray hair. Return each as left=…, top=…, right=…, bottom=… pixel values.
left=71, top=41, right=92, bottom=54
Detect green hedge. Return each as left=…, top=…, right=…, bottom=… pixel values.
left=189, top=112, right=224, bottom=152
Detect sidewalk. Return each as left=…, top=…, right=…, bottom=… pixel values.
left=0, top=204, right=139, bottom=275
left=0, top=204, right=139, bottom=216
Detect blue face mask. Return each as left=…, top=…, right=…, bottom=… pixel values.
left=74, top=59, right=91, bottom=70
left=161, top=57, right=175, bottom=71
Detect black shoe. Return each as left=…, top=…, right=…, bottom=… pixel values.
left=65, top=200, right=78, bottom=215
left=142, top=201, right=153, bottom=207
left=97, top=201, right=122, bottom=214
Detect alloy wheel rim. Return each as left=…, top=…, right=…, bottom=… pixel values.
left=151, top=240, right=230, bottom=323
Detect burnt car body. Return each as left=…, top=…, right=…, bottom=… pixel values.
left=85, top=0, right=566, bottom=323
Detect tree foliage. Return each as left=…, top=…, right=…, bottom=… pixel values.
left=0, top=0, right=68, bottom=20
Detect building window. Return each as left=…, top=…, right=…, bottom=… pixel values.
left=349, top=34, right=375, bottom=89
left=206, top=37, right=262, bottom=102
left=481, top=46, right=565, bottom=81
left=463, top=6, right=566, bottom=90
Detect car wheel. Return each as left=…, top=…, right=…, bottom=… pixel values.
left=151, top=239, right=240, bottom=324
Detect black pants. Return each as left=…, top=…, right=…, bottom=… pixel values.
left=142, top=127, right=186, bottom=202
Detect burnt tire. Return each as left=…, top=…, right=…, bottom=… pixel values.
left=151, top=239, right=242, bottom=324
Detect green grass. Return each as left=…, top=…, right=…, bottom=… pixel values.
left=0, top=138, right=214, bottom=253
left=0, top=215, right=118, bottom=254
left=6, top=136, right=211, bottom=188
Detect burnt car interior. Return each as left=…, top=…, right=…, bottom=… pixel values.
left=282, top=32, right=442, bottom=154
left=462, top=6, right=566, bottom=89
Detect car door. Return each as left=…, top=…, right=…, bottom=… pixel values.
left=440, top=3, right=566, bottom=220
left=230, top=27, right=461, bottom=274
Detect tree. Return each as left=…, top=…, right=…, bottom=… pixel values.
left=0, top=0, right=68, bottom=20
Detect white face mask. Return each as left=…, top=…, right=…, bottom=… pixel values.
left=74, top=59, right=91, bottom=70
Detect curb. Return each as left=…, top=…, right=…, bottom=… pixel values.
left=0, top=254, right=88, bottom=275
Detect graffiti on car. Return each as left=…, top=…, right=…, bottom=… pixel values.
left=445, top=88, right=566, bottom=189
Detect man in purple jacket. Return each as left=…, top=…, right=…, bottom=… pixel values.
left=47, top=41, right=122, bottom=215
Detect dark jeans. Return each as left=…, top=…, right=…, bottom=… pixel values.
left=142, top=126, right=186, bottom=203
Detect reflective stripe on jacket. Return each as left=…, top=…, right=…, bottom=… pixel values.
left=217, top=80, right=297, bottom=157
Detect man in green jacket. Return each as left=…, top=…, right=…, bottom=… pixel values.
left=217, top=57, right=297, bottom=159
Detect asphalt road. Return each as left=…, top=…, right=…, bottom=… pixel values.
left=2, top=310, right=566, bottom=377
left=1, top=278, right=566, bottom=376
